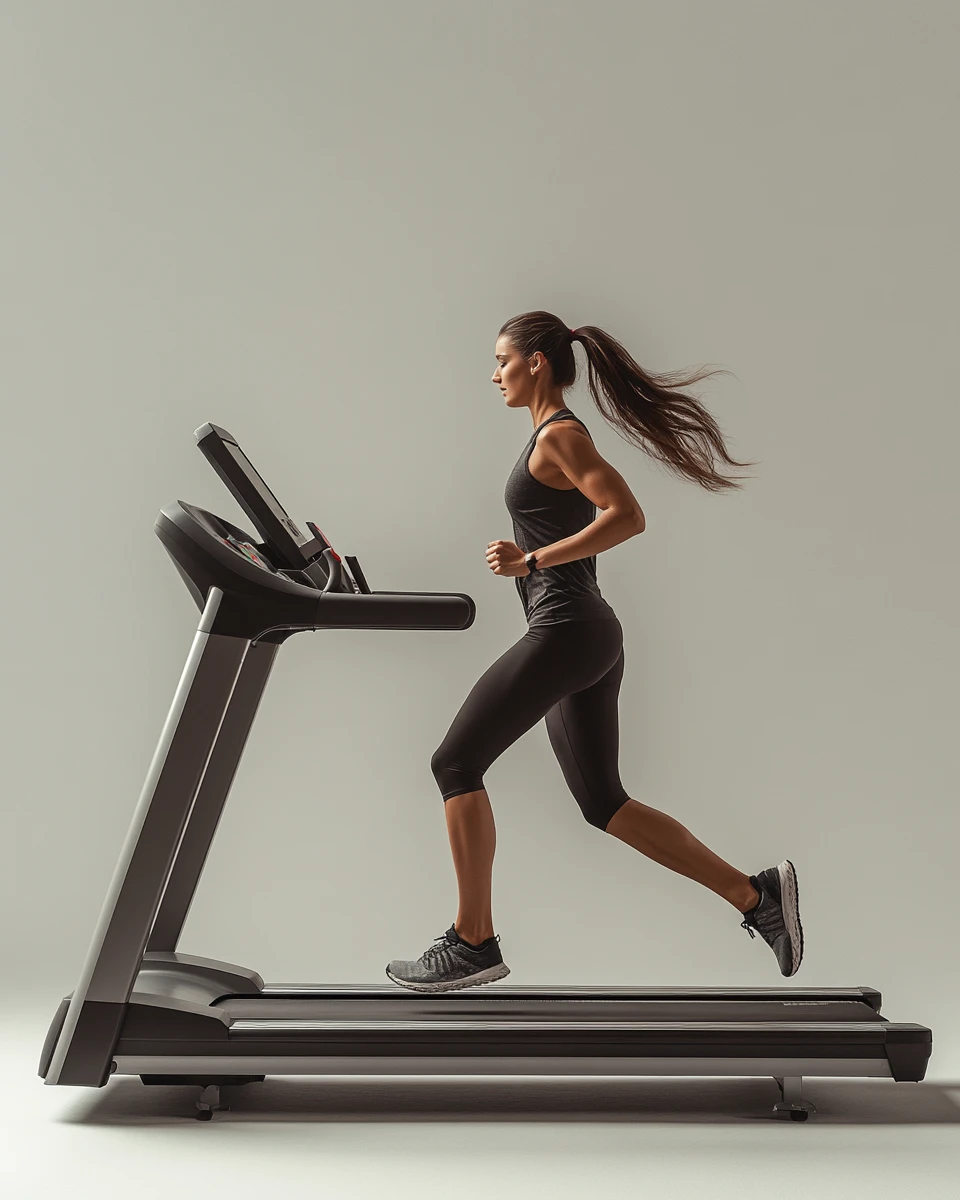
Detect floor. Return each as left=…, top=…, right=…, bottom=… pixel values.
left=7, top=999, right=960, bottom=1199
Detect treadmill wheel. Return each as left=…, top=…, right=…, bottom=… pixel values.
left=790, top=1110, right=809, bottom=1122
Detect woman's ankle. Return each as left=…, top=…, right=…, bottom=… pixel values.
left=454, top=922, right=495, bottom=946
left=728, top=880, right=760, bottom=912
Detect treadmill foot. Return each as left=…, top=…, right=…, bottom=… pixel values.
left=772, top=1075, right=817, bottom=1121
left=196, top=1084, right=228, bottom=1121
left=141, top=1074, right=264, bottom=1120
left=140, top=1075, right=264, bottom=1118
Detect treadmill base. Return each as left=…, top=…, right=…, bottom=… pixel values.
left=127, top=1062, right=853, bottom=1122
left=114, top=1054, right=893, bottom=1078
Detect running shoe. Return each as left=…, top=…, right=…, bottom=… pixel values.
left=386, top=925, right=510, bottom=992
left=740, top=859, right=803, bottom=976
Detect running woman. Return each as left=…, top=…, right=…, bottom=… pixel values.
left=386, top=311, right=802, bottom=992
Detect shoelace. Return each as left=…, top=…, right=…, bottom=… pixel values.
left=421, top=933, right=456, bottom=961
left=741, top=892, right=785, bottom=943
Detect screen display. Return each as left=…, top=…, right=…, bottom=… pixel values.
left=222, top=441, right=297, bottom=531
left=197, top=423, right=312, bottom=567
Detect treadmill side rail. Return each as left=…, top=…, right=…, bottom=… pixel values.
left=109, top=1055, right=899, bottom=1081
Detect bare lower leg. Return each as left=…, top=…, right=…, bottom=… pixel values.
left=605, top=798, right=759, bottom=912
left=444, top=789, right=497, bottom=944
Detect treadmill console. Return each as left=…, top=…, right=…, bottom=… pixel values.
left=195, top=423, right=370, bottom=594
left=222, top=535, right=274, bottom=572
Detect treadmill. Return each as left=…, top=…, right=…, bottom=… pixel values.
left=39, top=423, right=932, bottom=1121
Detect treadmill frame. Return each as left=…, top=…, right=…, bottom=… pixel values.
left=39, top=586, right=932, bottom=1119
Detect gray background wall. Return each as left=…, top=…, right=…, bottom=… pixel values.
left=2, top=0, right=956, bottom=1077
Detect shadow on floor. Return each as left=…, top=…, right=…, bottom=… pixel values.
left=55, top=1075, right=960, bottom=1126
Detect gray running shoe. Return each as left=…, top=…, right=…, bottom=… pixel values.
left=740, top=860, right=804, bottom=977
left=386, top=925, right=511, bottom=992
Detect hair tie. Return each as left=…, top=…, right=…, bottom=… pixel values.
left=569, top=327, right=577, bottom=339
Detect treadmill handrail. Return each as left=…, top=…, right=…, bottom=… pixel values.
left=157, top=501, right=476, bottom=635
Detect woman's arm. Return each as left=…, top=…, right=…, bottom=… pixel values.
left=527, top=422, right=645, bottom=569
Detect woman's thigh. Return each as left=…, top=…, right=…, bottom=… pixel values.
left=432, top=620, right=623, bottom=801
left=545, top=642, right=630, bottom=829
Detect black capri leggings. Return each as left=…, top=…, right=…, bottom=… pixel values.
left=430, top=617, right=630, bottom=830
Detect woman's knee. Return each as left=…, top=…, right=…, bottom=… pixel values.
left=430, top=745, right=485, bottom=801
left=578, top=791, right=630, bottom=831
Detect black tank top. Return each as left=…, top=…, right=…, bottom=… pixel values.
left=503, top=408, right=618, bottom=626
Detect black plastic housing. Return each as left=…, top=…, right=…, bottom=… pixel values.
left=155, top=501, right=475, bottom=641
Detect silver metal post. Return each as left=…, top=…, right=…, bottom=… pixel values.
left=148, top=639, right=279, bottom=952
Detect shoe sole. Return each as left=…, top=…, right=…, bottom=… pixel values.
left=385, top=962, right=511, bottom=993
left=778, top=859, right=803, bottom=976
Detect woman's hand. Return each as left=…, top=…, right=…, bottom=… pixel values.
left=486, top=539, right=530, bottom=577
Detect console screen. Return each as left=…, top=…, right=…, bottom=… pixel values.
left=197, top=422, right=312, bottom=569
left=220, top=441, right=293, bottom=529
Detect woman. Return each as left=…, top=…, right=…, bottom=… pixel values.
left=386, top=310, right=802, bottom=991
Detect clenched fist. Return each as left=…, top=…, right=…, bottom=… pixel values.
left=486, top=539, right=530, bottom=577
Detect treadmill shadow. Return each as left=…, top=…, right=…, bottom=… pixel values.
left=57, top=1077, right=960, bottom=1126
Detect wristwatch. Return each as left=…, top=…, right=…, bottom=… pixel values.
left=524, top=552, right=540, bottom=572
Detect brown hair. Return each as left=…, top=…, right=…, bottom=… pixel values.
left=498, top=310, right=755, bottom=492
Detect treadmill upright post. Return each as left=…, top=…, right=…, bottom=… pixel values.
left=44, top=589, right=250, bottom=1087
left=147, top=639, right=279, bottom=953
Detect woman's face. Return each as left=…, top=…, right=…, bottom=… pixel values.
left=492, top=335, right=541, bottom=410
